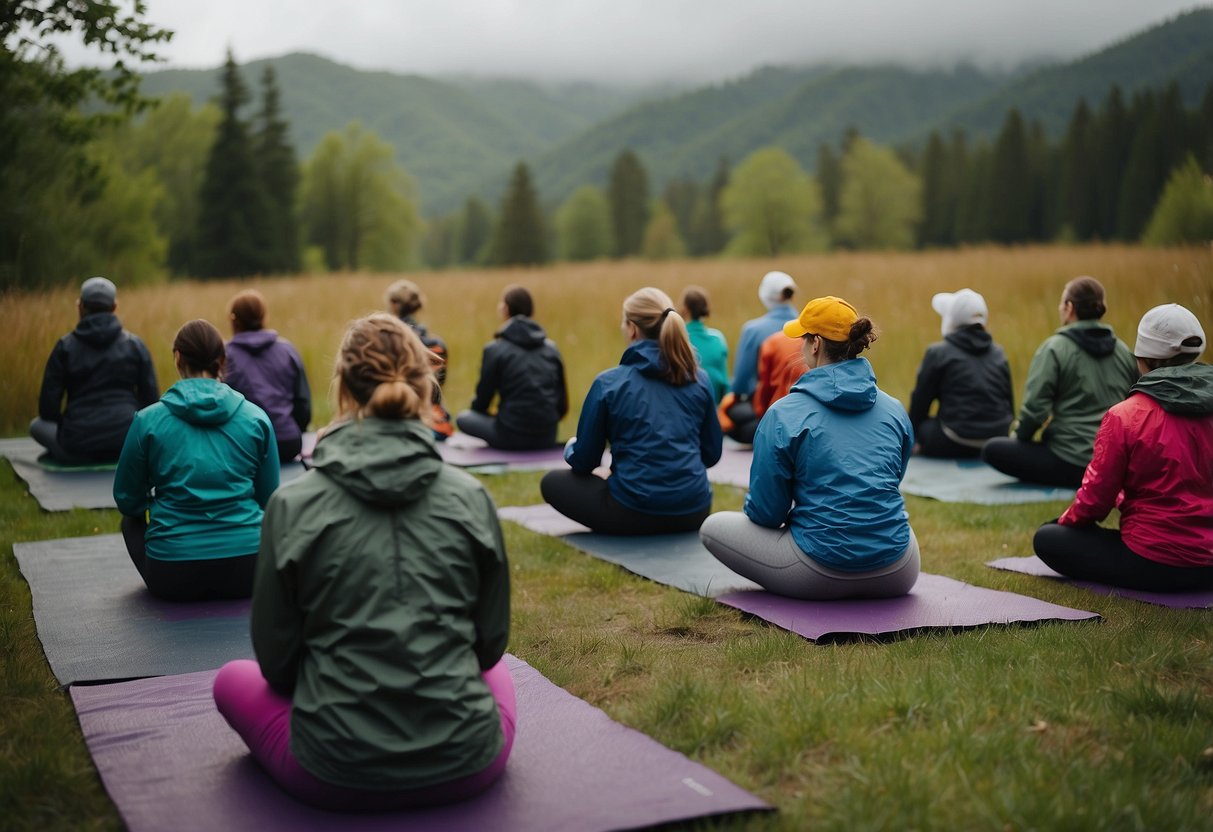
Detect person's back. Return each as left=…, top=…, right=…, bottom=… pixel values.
left=679, top=286, right=729, bottom=404
left=753, top=329, right=806, bottom=418
left=730, top=270, right=798, bottom=397
left=33, top=276, right=158, bottom=462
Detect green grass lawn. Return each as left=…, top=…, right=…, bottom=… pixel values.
left=2, top=461, right=1212, bottom=831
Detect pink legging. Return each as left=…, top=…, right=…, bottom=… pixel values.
left=212, top=658, right=516, bottom=812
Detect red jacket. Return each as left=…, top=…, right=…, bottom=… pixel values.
left=1060, top=377, right=1213, bottom=568
left=754, top=332, right=806, bottom=418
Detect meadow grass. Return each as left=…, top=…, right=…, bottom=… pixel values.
left=2, top=246, right=1212, bottom=829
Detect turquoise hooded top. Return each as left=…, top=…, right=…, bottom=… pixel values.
left=745, top=357, right=914, bottom=571
left=113, top=377, right=279, bottom=560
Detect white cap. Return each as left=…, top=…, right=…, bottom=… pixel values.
left=1134, top=303, right=1205, bottom=360
left=931, top=289, right=987, bottom=336
left=758, top=271, right=797, bottom=310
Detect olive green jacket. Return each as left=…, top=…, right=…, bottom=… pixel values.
left=251, top=416, right=509, bottom=790
left=1015, top=320, right=1138, bottom=466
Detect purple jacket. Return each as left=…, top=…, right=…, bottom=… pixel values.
left=225, top=330, right=311, bottom=443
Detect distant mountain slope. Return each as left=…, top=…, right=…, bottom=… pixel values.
left=138, top=53, right=664, bottom=214
left=528, top=64, right=1002, bottom=207
left=940, top=7, right=1213, bottom=139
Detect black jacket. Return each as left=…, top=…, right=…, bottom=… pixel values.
left=908, top=325, right=1014, bottom=441
left=38, top=313, right=159, bottom=460
left=470, top=316, right=568, bottom=437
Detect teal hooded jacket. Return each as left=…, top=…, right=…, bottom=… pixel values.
left=251, top=417, right=510, bottom=790
left=113, top=377, right=278, bottom=560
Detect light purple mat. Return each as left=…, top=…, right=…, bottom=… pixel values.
left=70, top=656, right=771, bottom=832
left=706, top=442, right=753, bottom=489
left=437, top=433, right=569, bottom=471
left=718, top=573, right=1099, bottom=642
left=500, top=504, right=1099, bottom=640
left=987, top=556, right=1213, bottom=610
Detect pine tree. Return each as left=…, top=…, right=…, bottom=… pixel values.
left=662, top=179, right=701, bottom=251
left=1058, top=99, right=1097, bottom=239
left=918, top=131, right=952, bottom=246
left=254, top=66, right=300, bottom=273
left=196, top=52, right=272, bottom=278
left=490, top=162, right=547, bottom=266
left=955, top=143, right=992, bottom=244
left=1027, top=120, right=1056, bottom=241
left=453, top=197, right=493, bottom=265
left=1116, top=90, right=1162, bottom=240
left=816, top=142, right=843, bottom=227
left=689, top=157, right=730, bottom=255
left=1093, top=85, right=1131, bottom=239
left=607, top=149, right=649, bottom=258
left=988, top=108, right=1032, bottom=243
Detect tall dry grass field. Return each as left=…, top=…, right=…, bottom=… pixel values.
left=2, top=244, right=1209, bottom=437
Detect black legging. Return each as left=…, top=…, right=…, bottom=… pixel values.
left=915, top=419, right=983, bottom=459
left=539, top=470, right=709, bottom=536
left=455, top=410, right=558, bottom=451
left=1033, top=522, right=1213, bottom=593
left=277, top=435, right=303, bottom=464
left=982, top=437, right=1086, bottom=488
left=121, top=515, right=258, bottom=601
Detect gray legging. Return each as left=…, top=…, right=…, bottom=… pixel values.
left=699, top=511, right=920, bottom=600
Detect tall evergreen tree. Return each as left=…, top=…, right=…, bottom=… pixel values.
left=1116, top=90, right=1162, bottom=240
left=662, top=179, right=701, bottom=250
left=1027, top=120, right=1056, bottom=241
left=689, top=157, right=730, bottom=255
left=918, top=131, right=953, bottom=247
left=1058, top=99, right=1097, bottom=240
left=254, top=66, right=300, bottom=273
left=955, top=143, right=992, bottom=244
left=1092, top=85, right=1131, bottom=239
left=816, top=142, right=843, bottom=227
left=490, top=162, right=547, bottom=266
left=988, top=108, right=1032, bottom=243
left=607, top=149, right=649, bottom=258
left=196, top=52, right=272, bottom=278
left=453, top=197, right=493, bottom=265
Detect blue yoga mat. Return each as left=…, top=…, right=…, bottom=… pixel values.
left=900, top=456, right=1075, bottom=505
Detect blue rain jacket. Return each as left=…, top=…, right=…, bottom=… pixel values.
left=745, top=358, right=913, bottom=571
left=731, top=304, right=797, bottom=396
left=114, top=377, right=279, bottom=560
left=565, top=339, right=722, bottom=515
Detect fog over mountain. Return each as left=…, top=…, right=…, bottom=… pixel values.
left=56, top=0, right=1206, bottom=85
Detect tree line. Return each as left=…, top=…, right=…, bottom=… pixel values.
left=3, top=5, right=1212, bottom=290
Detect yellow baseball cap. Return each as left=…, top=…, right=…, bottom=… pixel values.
left=784, top=296, right=859, bottom=340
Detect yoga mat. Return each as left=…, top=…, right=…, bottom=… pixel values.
left=718, top=573, right=1099, bottom=642
left=500, top=504, right=1099, bottom=640
left=0, top=436, right=310, bottom=512
left=706, top=441, right=753, bottom=489
left=12, top=534, right=253, bottom=685
left=987, top=556, right=1213, bottom=610
left=438, top=433, right=569, bottom=472
left=70, top=657, right=771, bottom=832
left=901, top=455, right=1075, bottom=505
left=498, top=504, right=761, bottom=596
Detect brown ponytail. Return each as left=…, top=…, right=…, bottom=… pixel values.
left=173, top=319, right=226, bottom=379
left=819, top=317, right=879, bottom=363
left=1063, top=276, right=1107, bottom=320
left=623, top=287, right=697, bottom=386
left=333, top=313, right=435, bottom=423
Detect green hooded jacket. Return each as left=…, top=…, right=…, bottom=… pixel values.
left=1015, top=320, right=1138, bottom=467
left=250, top=417, right=510, bottom=790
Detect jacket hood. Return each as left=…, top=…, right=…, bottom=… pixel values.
left=497, top=315, right=547, bottom=349
left=790, top=357, right=878, bottom=412
left=621, top=338, right=668, bottom=379
left=944, top=324, right=992, bottom=354
left=311, top=417, right=443, bottom=506
left=1057, top=320, right=1119, bottom=358
left=162, top=378, right=246, bottom=425
left=74, top=312, right=123, bottom=347
left=1131, top=363, right=1213, bottom=416
left=228, top=329, right=280, bottom=354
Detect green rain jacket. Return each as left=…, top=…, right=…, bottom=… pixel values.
left=1015, top=319, right=1138, bottom=467
left=250, top=416, right=510, bottom=790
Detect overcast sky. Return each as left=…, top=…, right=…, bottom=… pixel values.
left=54, top=0, right=1207, bottom=85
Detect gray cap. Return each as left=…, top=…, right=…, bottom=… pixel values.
left=80, top=276, right=117, bottom=309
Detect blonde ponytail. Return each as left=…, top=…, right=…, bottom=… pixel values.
left=623, top=287, right=698, bottom=386
left=332, top=313, right=435, bottom=424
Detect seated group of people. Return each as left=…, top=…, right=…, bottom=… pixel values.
left=25, top=271, right=1211, bottom=813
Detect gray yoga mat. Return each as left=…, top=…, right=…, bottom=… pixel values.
left=438, top=433, right=569, bottom=472
left=705, top=442, right=754, bottom=489
left=987, top=556, right=1213, bottom=610
left=0, top=436, right=311, bottom=512
left=12, top=534, right=253, bottom=685
left=498, top=504, right=1099, bottom=640
left=70, top=657, right=772, bottom=832
left=901, top=455, right=1075, bottom=505
left=497, top=504, right=761, bottom=596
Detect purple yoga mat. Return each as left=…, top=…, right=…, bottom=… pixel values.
left=71, top=656, right=771, bottom=832
left=718, top=573, right=1100, bottom=642
left=437, top=434, right=569, bottom=471
left=987, top=556, right=1213, bottom=610
left=706, top=442, right=753, bottom=489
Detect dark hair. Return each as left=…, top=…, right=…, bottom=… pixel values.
left=818, top=317, right=878, bottom=362
left=1140, top=335, right=1204, bottom=371
left=781, top=286, right=795, bottom=302
left=680, top=286, right=710, bottom=321
left=1063, top=276, right=1107, bottom=320
left=174, top=319, right=226, bottom=379
left=229, top=289, right=266, bottom=332
left=502, top=284, right=533, bottom=318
